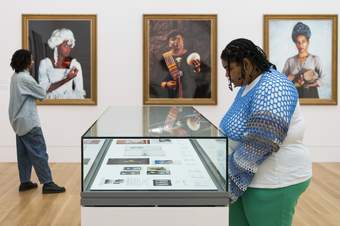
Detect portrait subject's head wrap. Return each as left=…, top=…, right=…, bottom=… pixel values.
left=47, top=28, right=76, bottom=65
left=292, top=22, right=311, bottom=42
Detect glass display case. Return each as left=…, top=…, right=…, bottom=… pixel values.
left=81, top=106, right=229, bottom=206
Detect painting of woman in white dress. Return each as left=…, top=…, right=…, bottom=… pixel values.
left=39, top=28, right=85, bottom=99
left=22, top=15, right=97, bottom=105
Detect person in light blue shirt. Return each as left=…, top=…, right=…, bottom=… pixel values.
left=9, top=49, right=66, bottom=194
left=220, top=39, right=311, bottom=226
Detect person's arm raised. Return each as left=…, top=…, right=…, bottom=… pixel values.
left=47, top=67, right=78, bottom=93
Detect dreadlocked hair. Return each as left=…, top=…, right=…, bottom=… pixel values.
left=10, top=49, right=32, bottom=73
left=221, top=38, right=276, bottom=90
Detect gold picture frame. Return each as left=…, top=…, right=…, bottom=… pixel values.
left=22, top=14, right=97, bottom=105
left=143, top=14, right=217, bottom=105
left=264, top=14, right=337, bottom=105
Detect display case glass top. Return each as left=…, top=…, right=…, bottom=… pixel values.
left=83, top=106, right=224, bottom=138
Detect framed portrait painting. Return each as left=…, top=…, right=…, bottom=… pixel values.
left=143, top=14, right=217, bottom=105
left=22, top=14, right=97, bottom=105
left=264, top=15, right=338, bottom=105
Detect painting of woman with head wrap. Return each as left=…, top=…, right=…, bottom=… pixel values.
left=283, top=22, right=322, bottom=98
left=22, top=15, right=97, bottom=105
left=264, top=15, right=337, bottom=105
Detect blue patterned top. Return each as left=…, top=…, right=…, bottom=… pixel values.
left=220, top=68, right=298, bottom=202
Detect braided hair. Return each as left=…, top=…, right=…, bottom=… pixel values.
left=220, top=38, right=276, bottom=90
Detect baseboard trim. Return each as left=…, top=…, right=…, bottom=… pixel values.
left=308, top=145, right=340, bottom=162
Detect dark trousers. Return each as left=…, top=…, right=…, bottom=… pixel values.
left=16, top=127, right=52, bottom=184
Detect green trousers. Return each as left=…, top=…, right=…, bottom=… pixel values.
left=230, top=179, right=311, bottom=226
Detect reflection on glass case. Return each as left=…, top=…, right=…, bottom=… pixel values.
left=81, top=106, right=228, bottom=206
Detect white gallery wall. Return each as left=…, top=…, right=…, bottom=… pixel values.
left=0, top=0, right=339, bottom=162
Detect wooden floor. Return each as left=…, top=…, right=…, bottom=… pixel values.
left=0, top=163, right=339, bottom=226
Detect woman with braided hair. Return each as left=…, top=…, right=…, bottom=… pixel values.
left=219, top=38, right=312, bottom=226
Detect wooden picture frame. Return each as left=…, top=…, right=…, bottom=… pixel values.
left=22, top=14, right=97, bottom=105
left=264, top=14, right=337, bottom=105
left=143, top=14, right=217, bottom=105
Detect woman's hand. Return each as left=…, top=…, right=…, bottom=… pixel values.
left=305, top=80, right=320, bottom=88
left=161, top=80, right=177, bottom=88
left=192, top=59, right=201, bottom=72
left=66, top=67, right=78, bottom=80
left=297, top=75, right=305, bottom=86
left=292, top=73, right=305, bottom=87
left=47, top=67, right=78, bottom=93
